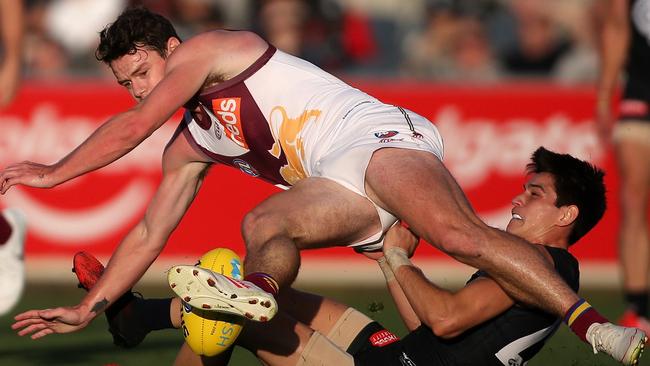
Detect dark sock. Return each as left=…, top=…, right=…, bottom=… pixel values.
left=105, top=291, right=135, bottom=321
left=625, top=291, right=649, bottom=317
left=564, top=299, right=609, bottom=343
left=244, top=272, right=279, bottom=297
left=105, top=294, right=173, bottom=348
left=0, top=214, right=11, bottom=244
left=139, top=298, right=174, bottom=331
left=107, top=294, right=173, bottom=332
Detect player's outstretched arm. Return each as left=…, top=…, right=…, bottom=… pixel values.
left=11, top=134, right=210, bottom=339
left=383, top=227, right=517, bottom=338
left=0, top=160, right=64, bottom=193
left=12, top=306, right=93, bottom=339
left=0, top=107, right=163, bottom=194
left=0, top=33, right=217, bottom=194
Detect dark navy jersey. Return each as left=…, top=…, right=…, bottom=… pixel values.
left=354, top=246, right=579, bottom=366
left=620, top=0, right=650, bottom=120
left=627, top=0, right=650, bottom=87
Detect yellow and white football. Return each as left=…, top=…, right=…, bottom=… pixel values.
left=180, top=248, right=246, bottom=356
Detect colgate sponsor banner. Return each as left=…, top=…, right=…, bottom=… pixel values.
left=0, top=81, right=635, bottom=263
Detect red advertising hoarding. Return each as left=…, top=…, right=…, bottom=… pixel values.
left=0, top=81, right=632, bottom=273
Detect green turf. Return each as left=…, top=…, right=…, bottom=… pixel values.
left=1, top=284, right=644, bottom=365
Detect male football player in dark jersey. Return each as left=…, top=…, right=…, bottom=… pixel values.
left=62, top=147, right=646, bottom=366
left=211, top=146, right=641, bottom=365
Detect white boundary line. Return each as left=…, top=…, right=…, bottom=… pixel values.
left=26, top=256, right=621, bottom=289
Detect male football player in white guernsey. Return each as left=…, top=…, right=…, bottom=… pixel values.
left=2, top=7, right=645, bottom=364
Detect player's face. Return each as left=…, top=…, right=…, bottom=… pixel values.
left=506, top=172, right=564, bottom=243
left=110, top=47, right=167, bottom=103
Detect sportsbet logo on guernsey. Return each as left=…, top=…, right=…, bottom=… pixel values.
left=212, top=97, right=248, bottom=149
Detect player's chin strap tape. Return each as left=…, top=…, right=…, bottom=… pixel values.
left=326, top=308, right=375, bottom=351
left=296, top=331, right=355, bottom=366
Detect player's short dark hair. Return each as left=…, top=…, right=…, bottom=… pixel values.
left=525, top=147, right=606, bottom=245
left=95, top=7, right=180, bottom=64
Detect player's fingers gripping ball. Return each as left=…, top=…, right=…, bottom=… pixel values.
left=180, top=248, right=246, bottom=356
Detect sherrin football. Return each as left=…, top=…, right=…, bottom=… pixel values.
left=180, top=248, right=246, bottom=356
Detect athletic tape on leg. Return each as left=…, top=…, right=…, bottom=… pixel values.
left=296, top=331, right=355, bottom=366
left=326, top=307, right=374, bottom=350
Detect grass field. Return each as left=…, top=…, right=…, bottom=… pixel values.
left=1, top=283, right=645, bottom=366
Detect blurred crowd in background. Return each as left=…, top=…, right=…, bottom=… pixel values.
left=18, top=0, right=602, bottom=83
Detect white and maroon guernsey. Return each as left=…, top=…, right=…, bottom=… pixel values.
left=181, top=45, right=380, bottom=187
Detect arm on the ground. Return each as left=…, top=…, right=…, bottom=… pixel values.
left=595, top=0, right=629, bottom=143
left=383, top=226, right=517, bottom=338
left=0, top=33, right=215, bottom=193
left=0, top=0, right=24, bottom=107
left=11, top=133, right=210, bottom=339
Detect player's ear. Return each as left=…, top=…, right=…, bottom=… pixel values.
left=166, top=37, right=181, bottom=56
left=557, top=205, right=578, bottom=227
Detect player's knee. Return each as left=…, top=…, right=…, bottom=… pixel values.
left=241, top=209, right=289, bottom=249
left=241, top=210, right=274, bottom=247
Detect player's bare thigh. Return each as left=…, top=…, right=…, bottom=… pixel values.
left=364, top=147, right=487, bottom=255
left=613, top=120, right=650, bottom=203
left=243, top=177, right=382, bottom=250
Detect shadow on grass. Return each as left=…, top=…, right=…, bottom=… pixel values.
left=0, top=335, right=183, bottom=366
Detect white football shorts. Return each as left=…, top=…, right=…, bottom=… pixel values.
left=311, top=103, right=444, bottom=251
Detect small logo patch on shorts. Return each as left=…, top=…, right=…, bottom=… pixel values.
left=379, top=138, right=405, bottom=143
left=369, top=329, right=399, bottom=347
left=374, top=130, right=399, bottom=139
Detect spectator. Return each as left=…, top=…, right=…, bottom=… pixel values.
left=501, top=0, right=573, bottom=78
left=169, top=0, right=225, bottom=40
left=21, top=0, right=70, bottom=79
left=255, top=0, right=350, bottom=71
left=256, top=0, right=308, bottom=56
left=12, top=0, right=603, bottom=82
left=400, top=2, right=463, bottom=79
left=550, top=0, right=600, bottom=83
left=23, top=34, right=69, bottom=79
left=401, top=2, right=500, bottom=82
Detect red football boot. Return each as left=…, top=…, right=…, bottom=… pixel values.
left=72, top=251, right=148, bottom=348
left=619, top=309, right=650, bottom=342
left=72, top=252, right=105, bottom=290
